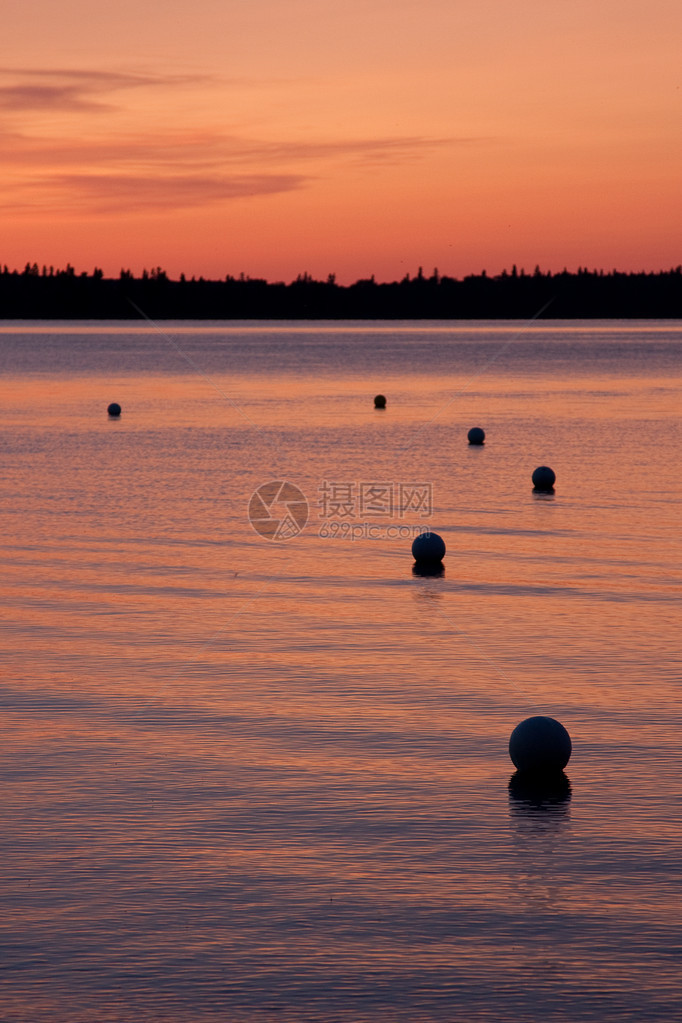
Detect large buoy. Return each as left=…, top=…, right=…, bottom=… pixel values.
left=509, top=716, right=572, bottom=774
left=468, top=426, right=485, bottom=445
left=107, top=402, right=122, bottom=417
left=411, top=531, right=446, bottom=564
left=374, top=394, right=387, bottom=409
left=532, top=465, right=555, bottom=492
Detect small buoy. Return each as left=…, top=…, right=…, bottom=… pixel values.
left=509, top=716, right=571, bottom=774
left=532, top=465, right=555, bottom=491
left=411, top=531, right=446, bottom=564
left=468, top=426, right=485, bottom=445
left=107, top=402, right=122, bottom=417
left=374, top=394, right=387, bottom=409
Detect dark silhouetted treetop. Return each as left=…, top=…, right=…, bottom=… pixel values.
left=0, top=263, right=679, bottom=319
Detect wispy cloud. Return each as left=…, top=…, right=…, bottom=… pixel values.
left=0, top=67, right=208, bottom=112
left=1, top=130, right=476, bottom=214
left=24, top=172, right=308, bottom=212
left=0, top=65, right=491, bottom=216
left=3, top=126, right=481, bottom=172
left=228, top=135, right=474, bottom=168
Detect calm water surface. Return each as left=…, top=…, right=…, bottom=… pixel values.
left=1, top=321, right=681, bottom=1021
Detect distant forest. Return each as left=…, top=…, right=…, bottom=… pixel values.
left=1, top=263, right=681, bottom=319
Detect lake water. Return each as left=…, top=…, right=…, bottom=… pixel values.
left=1, top=320, right=681, bottom=1022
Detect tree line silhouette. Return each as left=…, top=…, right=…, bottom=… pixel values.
left=1, top=262, right=680, bottom=318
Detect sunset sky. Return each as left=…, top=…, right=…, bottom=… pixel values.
left=2, top=0, right=680, bottom=283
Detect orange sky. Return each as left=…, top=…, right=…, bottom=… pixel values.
left=2, top=0, right=680, bottom=283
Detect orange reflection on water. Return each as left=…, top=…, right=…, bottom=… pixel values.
left=2, top=325, right=681, bottom=1022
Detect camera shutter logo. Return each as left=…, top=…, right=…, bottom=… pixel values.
left=248, top=481, right=309, bottom=540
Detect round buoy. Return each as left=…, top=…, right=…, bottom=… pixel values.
left=107, top=402, right=122, bottom=417
left=509, top=716, right=572, bottom=774
left=468, top=426, right=485, bottom=445
left=411, top=531, right=446, bottom=564
left=374, top=394, right=387, bottom=409
left=532, top=465, right=555, bottom=491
